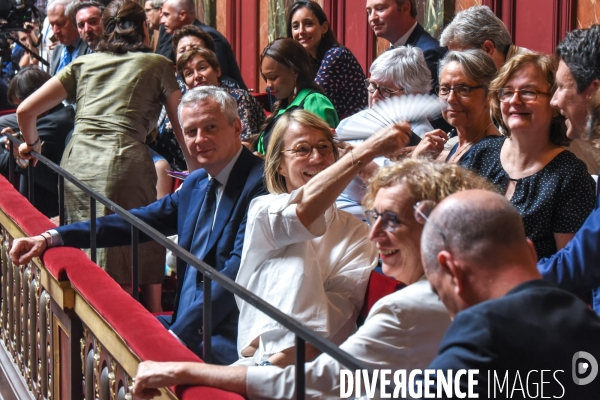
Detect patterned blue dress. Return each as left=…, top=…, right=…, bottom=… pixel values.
left=315, top=47, right=368, bottom=117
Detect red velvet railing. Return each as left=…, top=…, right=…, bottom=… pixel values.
left=0, top=175, right=243, bottom=400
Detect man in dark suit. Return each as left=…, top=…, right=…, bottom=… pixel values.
left=366, top=0, right=446, bottom=88
left=155, top=0, right=246, bottom=89
left=366, top=0, right=449, bottom=131
left=419, top=190, right=600, bottom=398
left=10, top=86, right=266, bottom=365
left=47, top=0, right=89, bottom=75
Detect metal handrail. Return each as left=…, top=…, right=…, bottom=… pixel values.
left=2, top=133, right=373, bottom=399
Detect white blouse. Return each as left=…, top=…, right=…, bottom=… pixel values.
left=235, top=188, right=378, bottom=364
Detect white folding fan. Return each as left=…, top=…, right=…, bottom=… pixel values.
left=335, top=94, right=444, bottom=141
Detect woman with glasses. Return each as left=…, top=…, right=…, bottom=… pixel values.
left=130, top=159, right=495, bottom=398
left=335, top=46, right=433, bottom=219
left=338, top=46, right=434, bottom=137
left=412, top=49, right=501, bottom=162
left=255, top=38, right=339, bottom=155
left=234, top=109, right=409, bottom=367
left=462, top=53, right=595, bottom=259
left=286, top=0, right=367, bottom=117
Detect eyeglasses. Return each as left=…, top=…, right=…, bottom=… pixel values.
left=281, top=142, right=334, bottom=158
left=364, top=210, right=398, bottom=232
left=497, top=88, right=551, bottom=103
left=436, top=85, right=484, bottom=99
left=364, top=79, right=404, bottom=98
left=413, top=200, right=449, bottom=247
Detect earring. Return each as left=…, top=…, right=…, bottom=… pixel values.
left=293, top=86, right=297, bottom=99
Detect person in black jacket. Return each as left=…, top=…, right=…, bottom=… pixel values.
left=0, top=67, right=75, bottom=217
left=419, top=189, right=600, bottom=398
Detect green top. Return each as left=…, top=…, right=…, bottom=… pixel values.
left=55, top=51, right=180, bottom=143
left=257, top=88, right=339, bottom=154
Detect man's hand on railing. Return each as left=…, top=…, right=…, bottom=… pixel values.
left=9, top=235, right=47, bottom=265
left=132, top=361, right=176, bottom=399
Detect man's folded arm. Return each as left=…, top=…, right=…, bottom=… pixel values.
left=55, top=190, right=181, bottom=248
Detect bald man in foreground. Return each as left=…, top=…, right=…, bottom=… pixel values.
left=420, top=190, right=600, bottom=398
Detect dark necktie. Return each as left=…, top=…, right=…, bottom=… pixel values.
left=179, top=178, right=220, bottom=309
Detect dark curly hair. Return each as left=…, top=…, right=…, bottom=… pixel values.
left=172, top=24, right=216, bottom=54
left=555, top=24, right=600, bottom=93
left=285, top=0, right=339, bottom=62
left=95, top=0, right=150, bottom=54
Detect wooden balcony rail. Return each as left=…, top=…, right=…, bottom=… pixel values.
left=1, top=131, right=372, bottom=400
left=0, top=176, right=242, bottom=400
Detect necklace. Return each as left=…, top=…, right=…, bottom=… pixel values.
left=448, top=122, right=494, bottom=163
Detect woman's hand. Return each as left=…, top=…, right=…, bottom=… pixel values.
left=17, top=139, right=41, bottom=166
left=411, top=129, right=448, bottom=160
left=335, top=140, right=354, bottom=158
left=2, top=127, right=21, bottom=157
left=363, top=121, right=412, bottom=159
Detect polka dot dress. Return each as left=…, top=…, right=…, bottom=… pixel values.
left=462, top=136, right=596, bottom=259
left=315, top=47, right=368, bottom=117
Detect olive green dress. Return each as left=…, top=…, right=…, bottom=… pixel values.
left=56, top=52, right=180, bottom=285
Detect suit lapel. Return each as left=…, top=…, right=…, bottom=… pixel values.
left=50, top=45, right=63, bottom=75
left=406, top=22, right=424, bottom=46
left=179, top=179, right=208, bottom=254
left=205, top=149, right=252, bottom=253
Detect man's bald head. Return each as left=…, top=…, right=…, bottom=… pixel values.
left=422, top=190, right=527, bottom=272
left=421, top=190, right=539, bottom=317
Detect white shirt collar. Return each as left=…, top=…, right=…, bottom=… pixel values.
left=209, top=145, right=243, bottom=187
left=391, top=21, right=418, bottom=48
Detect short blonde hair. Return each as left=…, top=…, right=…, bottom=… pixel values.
left=264, top=109, right=339, bottom=194
left=489, top=52, right=569, bottom=146
left=363, top=159, right=496, bottom=209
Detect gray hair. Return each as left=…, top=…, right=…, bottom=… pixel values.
left=48, top=0, right=77, bottom=16
left=148, top=0, right=164, bottom=9
left=439, top=6, right=512, bottom=56
left=370, top=46, right=432, bottom=94
left=438, top=49, right=497, bottom=91
left=178, top=86, right=239, bottom=125
left=165, top=0, right=195, bottom=16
